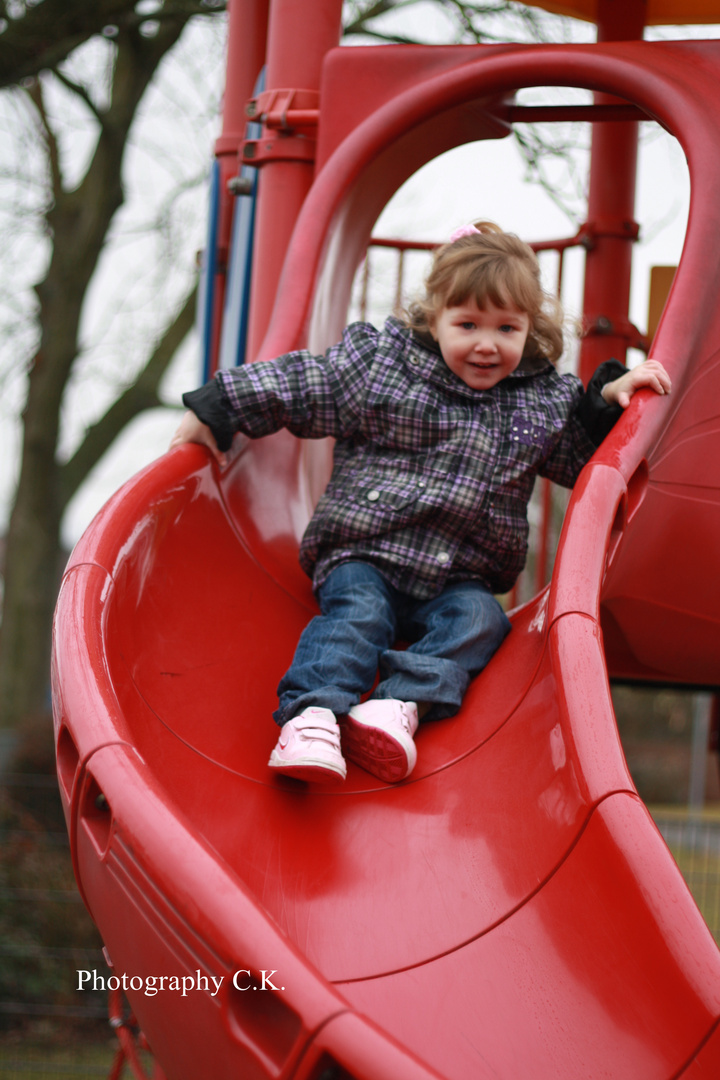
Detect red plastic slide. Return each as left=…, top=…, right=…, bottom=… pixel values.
left=53, top=38, right=720, bottom=1079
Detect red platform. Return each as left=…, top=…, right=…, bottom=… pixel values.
left=53, top=36, right=720, bottom=1080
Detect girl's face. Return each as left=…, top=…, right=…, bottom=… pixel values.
left=430, top=297, right=530, bottom=391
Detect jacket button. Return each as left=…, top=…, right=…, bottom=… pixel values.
left=367, top=489, right=380, bottom=502
left=437, top=552, right=450, bottom=564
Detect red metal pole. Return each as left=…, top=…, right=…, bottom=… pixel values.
left=211, top=0, right=269, bottom=371
left=578, top=0, right=646, bottom=383
left=245, top=0, right=344, bottom=360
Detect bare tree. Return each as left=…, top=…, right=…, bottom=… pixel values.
left=0, top=2, right=226, bottom=733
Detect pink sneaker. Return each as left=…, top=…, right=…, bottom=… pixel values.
left=268, top=707, right=347, bottom=783
left=341, top=699, right=419, bottom=783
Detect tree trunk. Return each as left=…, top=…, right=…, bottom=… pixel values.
left=0, top=403, right=63, bottom=728
left=0, top=16, right=201, bottom=733
left=0, top=184, right=125, bottom=731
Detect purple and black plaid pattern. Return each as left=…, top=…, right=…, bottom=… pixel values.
left=217, top=318, right=597, bottom=598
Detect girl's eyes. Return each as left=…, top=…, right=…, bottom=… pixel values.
left=456, top=320, right=520, bottom=332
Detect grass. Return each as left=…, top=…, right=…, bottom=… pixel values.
left=0, top=1041, right=116, bottom=1079
left=0, top=1035, right=156, bottom=1079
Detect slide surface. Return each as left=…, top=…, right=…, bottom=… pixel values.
left=52, top=39, right=720, bottom=1080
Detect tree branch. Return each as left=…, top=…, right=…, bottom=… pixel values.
left=24, top=77, right=63, bottom=200
left=0, top=0, right=226, bottom=89
left=343, top=1, right=403, bottom=36
left=51, top=67, right=105, bottom=124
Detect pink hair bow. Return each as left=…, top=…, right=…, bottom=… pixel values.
left=449, top=223, right=480, bottom=243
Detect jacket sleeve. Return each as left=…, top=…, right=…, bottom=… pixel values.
left=575, top=358, right=627, bottom=447
left=538, top=359, right=628, bottom=488
left=182, top=380, right=238, bottom=452
left=181, top=322, right=378, bottom=451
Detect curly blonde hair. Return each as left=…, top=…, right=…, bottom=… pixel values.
left=404, top=221, right=565, bottom=365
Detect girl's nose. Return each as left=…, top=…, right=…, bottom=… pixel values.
left=474, top=331, right=496, bottom=353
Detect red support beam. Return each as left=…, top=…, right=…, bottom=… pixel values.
left=579, top=0, right=647, bottom=382
left=211, top=0, right=270, bottom=370
left=245, top=0, right=344, bottom=360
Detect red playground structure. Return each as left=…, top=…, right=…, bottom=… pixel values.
left=52, top=1, right=720, bottom=1077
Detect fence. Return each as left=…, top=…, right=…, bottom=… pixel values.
left=654, top=812, right=720, bottom=945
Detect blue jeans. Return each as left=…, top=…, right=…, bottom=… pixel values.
left=274, top=561, right=511, bottom=726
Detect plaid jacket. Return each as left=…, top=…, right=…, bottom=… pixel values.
left=185, top=317, right=623, bottom=598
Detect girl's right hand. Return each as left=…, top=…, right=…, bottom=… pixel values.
left=169, top=411, right=228, bottom=468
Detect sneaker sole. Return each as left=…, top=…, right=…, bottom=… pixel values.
left=268, top=754, right=346, bottom=784
left=341, top=715, right=415, bottom=783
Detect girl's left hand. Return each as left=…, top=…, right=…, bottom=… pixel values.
left=601, top=359, right=672, bottom=409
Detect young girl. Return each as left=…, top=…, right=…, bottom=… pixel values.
left=171, top=221, right=671, bottom=786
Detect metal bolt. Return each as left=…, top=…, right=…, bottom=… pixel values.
left=228, top=176, right=253, bottom=196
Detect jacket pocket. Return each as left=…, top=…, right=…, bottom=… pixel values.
left=353, top=473, right=427, bottom=513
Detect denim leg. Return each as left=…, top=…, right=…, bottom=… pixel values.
left=374, top=580, right=511, bottom=720
left=274, top=562, right=398, bottom=726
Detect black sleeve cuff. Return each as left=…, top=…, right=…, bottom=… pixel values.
left=576, top=358, right=627, bottom=447
left=182, top=380, right=237, bottom=452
